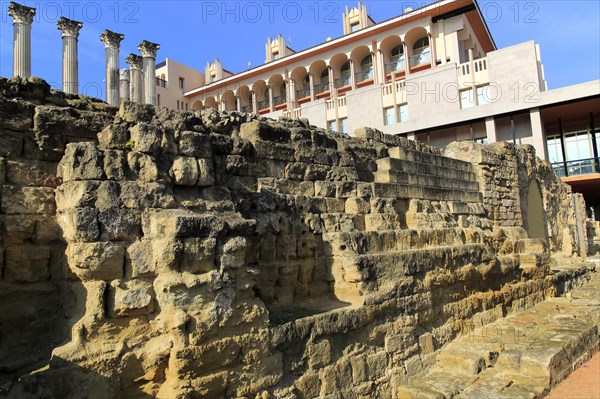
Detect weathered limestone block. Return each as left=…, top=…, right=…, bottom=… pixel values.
left=128, top=238, right=182, bottom=277
left=1, top=185, right=55, bottom=214
left=108, top=279, right=155, bottom=317
left=170, top=156, right=198, bottom=186
left=67, top=242, right=125, bottom=281
left=308, top=339, right=332, bottom=369
left=129, top=122, right=163, bottom=154
left=240, top=121, right=291, bottom=144
left=58, top=208, right=99, bottom=242
left=2, top=215, right=36, bottom=244
left=98, top=122, right=130, bottom=150
left=119, top=181, right=174, bottom=209
left=0, top=97, right=34, bottom=131
left=3, top=244, right=52, bottom=283
left=0, top=129, right=24, bottom=158
left=103, top=149, right=127, bottom=180
left=58, top=142, right=104, bottom=182
left=177, top=337, right=241, bottom=377
left=345, top=197, right=370, bottom=214
left=127, top=152, right=161, bottom=182
left=55, top=181, right=99, bottom=210
left=33, top=105, right=111, bottom=140
left=197, top=158, right=215, bottom=186
left=98, top=207, right=141, bottom=241
left=5, top=160, right=60, bottom=187
left=142, top=209, right=225, bottom=239
left=118, top=101, right=155, bottom=123
left=295, top=373, right=321, bottom=399
left=181, top=237, right=216, bottom=273
left=178, top=130, right=212, bottom=158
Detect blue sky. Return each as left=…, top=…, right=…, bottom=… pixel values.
left=1, top=0, right=598, bottom=99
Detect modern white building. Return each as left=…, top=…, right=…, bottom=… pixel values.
left=152, top=0, right=598, bottom=219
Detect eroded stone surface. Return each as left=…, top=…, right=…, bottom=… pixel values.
left=0, top=77, right=596, bottom=399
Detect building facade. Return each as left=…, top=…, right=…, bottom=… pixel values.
left=153, top=0, right=600, bottom=219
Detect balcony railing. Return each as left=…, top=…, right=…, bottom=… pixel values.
left=257, top=100, right=270, bottom=110
left=385, top=60, right=405, bottom=73
left=296, top=85, right=311, bottom=99
left=273, top=95, right=286, bottom=106
left=156, top=77, right=167, bottom=88
left=334, top=75, right=351, bottom=88
left=314, top=82, right=330, bottom=94
left=241, top=105, right=252, bottom=113
left=409, top=50, right=431, bottom=67
left=552, top=157, right=600, bottom=177
left=355, top=67, right=374, bottom=83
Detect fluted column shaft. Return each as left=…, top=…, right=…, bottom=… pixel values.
left=57, top=17, right=83, bottom=95
left=138, top=40, right=160, bottom=106
left=119, top=68, right=130, bottom=103
left=8, top=2, right=36, bottom=77
left=100, top=30, right=124, bottom=106
left=125, top=54, right=143, bottom=103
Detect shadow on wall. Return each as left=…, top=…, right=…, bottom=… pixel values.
left=0, top=358, right=152, bottom=399
left=525, top=180, right=548, bottom=240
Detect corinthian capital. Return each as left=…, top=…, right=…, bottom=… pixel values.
left=57, top=17, right=83, bottom=38
left=138, top=40, right=160, bottom=58
left=100, top=29, right=124, bottom=48
left=8, top=2, right=36, bottom=24
left=125, top=54, right=143, bottom=70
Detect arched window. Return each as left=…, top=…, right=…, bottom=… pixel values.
left=391, top=45, right=404, bottom=61
left=280, top=83, right=287, bottom=102
left=303, top=74, right=310, bottom=85
left=341, top=61, right=351, bottom=77
left=320, top=68, right=329, bottom=83
left=412, top=37, right=431, bottom=66
left=360, top=54, right=373, bottom=79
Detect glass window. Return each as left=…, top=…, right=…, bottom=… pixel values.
left=475, top=137, right=488, bottom=144
left=460, top=89, right=474, bottom=109
left=185, top=103, right=188, bottom=111
left=477, top=85, right=491, bottom=105
left=384, top=107, right=395, bottom=125
left=546, top=136, right=564, bottom=164
left=351, top=23, right=360, bottom=32
left=391, top=45, right=404, bottom=60
left=398, top=104, right=409, bottom=122
left=210, top=75, right=216, bottom=82
left=157, top=94, right=160, bottom=107
left=273, top=52, right=280, bottom=60
left=565, top=132, right=592, bottom=161
left=340, top=118, right=349, bottom=134
left=341, top=61, right=350, bottom=75
left=327, top=120, right=338, bottom=132
left=412, top=37, right=431, bottom=65
left=179, top=77, right=184, bottom=89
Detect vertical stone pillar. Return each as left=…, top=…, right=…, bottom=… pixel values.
left=137, top=40, right=160, bottom=105
left=8, top=2, right=36, bottom=78
left=236, top=96, right=241, bottom=112
left=100, top=30, right=124, bottom=106
left=125, top=54, right=143, bottom=103
left=350, top=59, right=356, bottom=90
left=57, top=17, right=83, bottom=95
left=309, top=73, right=315, bottom=101
left=119, top=68, right=130, bottom=103
left=268, top=85, right=274, bottom=113
left=403, top=41, right=410, bottom=76
left=485, top=116, right=497, bottom=143
left=251, top=91, right=258, bottom=114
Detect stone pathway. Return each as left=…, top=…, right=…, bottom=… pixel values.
left=396, top=267, right=600, bottom=399
left=546, top=351, right=600, bottom=399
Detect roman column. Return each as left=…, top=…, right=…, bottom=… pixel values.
left=119, top=68, right=130, bottom=103
left=57, top=17, right=83, bottom=95
left=100, top=29, right=124, bottom=106
left=125, top=54, right=143, bottom=103
left=137, top=40, right=160, bottom=105
left=8, top=2, right=36, bottom=78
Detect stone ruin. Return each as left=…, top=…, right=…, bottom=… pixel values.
left=0, top=77, right=596, bottom=398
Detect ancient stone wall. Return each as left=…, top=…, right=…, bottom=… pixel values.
left=0, top=77, right=115, bottom=386
left=0, top=77, right=593, bottom=399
